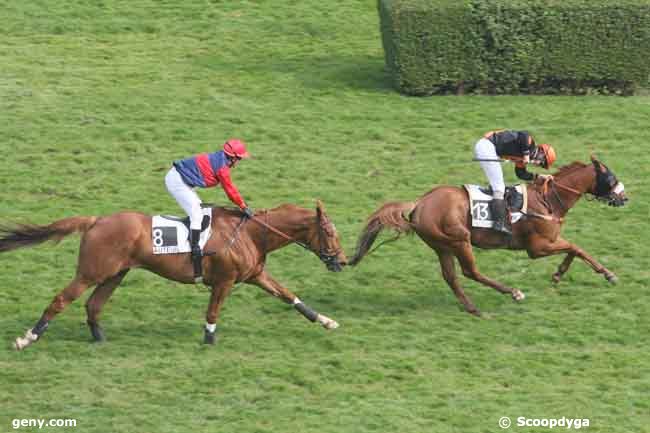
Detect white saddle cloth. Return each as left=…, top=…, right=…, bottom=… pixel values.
left=151, top=208, right=212, bottom=254
left=463, top=184, right=527, bottom=229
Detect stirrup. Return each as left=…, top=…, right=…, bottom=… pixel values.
left=493, top=221, right=512, bottom=235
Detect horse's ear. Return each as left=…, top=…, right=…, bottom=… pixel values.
left=590, top=154, right=607, bottom=173
left=316, top=199, right=325, bottom=217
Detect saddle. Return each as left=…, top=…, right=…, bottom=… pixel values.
left=464, top=184, right=528, bottom=230
left=151, top=206, right=213, bottom=255
left=159, top=214, right=211, bottom=233
left=478, top=185, right=526, bottom=212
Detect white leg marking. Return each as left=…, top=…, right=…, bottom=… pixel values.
left=512, top=289, right=526, bottom=302
left=14, top=329, right=38, bottom=351
left=316, top=314, right=339, bottom=330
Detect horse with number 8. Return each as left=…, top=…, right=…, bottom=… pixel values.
left=2, top=200, right=347, bottom=350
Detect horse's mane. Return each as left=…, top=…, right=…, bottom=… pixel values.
left=552, top=161, right=587, bottom=178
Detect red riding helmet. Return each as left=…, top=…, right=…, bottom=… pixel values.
left=223, top=139, right=251, bottom=159
left=538, top=143, right=556, bottom=169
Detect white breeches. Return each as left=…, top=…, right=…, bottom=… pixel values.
left=474, top=138, right=505, bottom=198
left=165, top=167, right=204, bottom=230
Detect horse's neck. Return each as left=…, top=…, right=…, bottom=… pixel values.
left=253, top=209, right=313, bottom=253
left=546, top=166, right=595, bottom=216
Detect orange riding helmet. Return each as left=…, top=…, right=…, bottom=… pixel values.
left=537, top=143, right=556, bottom=169
left=223, top=139, right=251, bottom=159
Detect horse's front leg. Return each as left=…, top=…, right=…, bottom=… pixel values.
left=552, top=252, right=576, bottom=284
left=251, top=271, right=339, bottom=330
left=528, top=236, right=618, bottom=284
left=204, top=277, right=236, bottom=344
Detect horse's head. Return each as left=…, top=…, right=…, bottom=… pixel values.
left=590, top=155, right=628, bottom=207
left=311, top=200, right=347, bottom=272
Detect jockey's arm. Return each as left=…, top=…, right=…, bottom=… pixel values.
left=515, top=163, right=535, bottom=181
left=215, top=167, right=247, bottom=209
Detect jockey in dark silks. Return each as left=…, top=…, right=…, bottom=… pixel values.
left=474, top=130, right=557, bottom=234
left=165, top=139, right=253, bottom=280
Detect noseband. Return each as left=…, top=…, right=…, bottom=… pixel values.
left=539, top=162, right=621, bottom=215
left=315, top=214, right=342, bottom=266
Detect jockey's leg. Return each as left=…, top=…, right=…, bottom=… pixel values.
left=475, top=139, right=510, bottom=234
left=165, top=167, right=204, bottom=281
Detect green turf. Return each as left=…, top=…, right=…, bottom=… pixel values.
left=1, top=1, right=649, bottom=432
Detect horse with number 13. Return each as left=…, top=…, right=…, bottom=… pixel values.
left=350, top=156, right=628, bottom=316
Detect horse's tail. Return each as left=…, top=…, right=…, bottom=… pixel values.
left=349, top=201, right=416, bottom=266
left=0, top=216, right=98, bottom=253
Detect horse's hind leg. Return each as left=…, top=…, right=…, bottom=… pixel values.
left=436, top=250, right=480, bottom=316
left=14, top=275, right=93, bottom=350
left=85, top=269, right=130, bottom=342
left=453, top=242, right=526, bottom=303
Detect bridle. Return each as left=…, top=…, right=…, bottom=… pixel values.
left=250, top=210, right=342, bottom=267
left=314, top=213, right=343, bottom=267
left=534, top=161, right=624, bottom=219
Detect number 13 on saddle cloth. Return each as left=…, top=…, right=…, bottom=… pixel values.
left=464, top=184, right=527, bottom=229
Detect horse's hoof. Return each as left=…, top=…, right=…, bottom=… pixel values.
left=324, top=320, right=339, bottom=330
left=512, top=289, right=526, bottom=302
left=551, top=273, right=561, bottom=284
left=203, top=331, right=216, bottom=345
left=467, top=308, right=481, bottom=317
left=89, top=325, right=106, bottom=343
left=606, top=273, right=618, bottom=285
left=316, top=314, right=339, bottom=330
left=14, top=330, right=38, bottom=351
left=14, top=337, right=30, bottom=351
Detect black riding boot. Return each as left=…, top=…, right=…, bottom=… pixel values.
left=490, top=198, right=511, bottom=234
left=190, top=229, right=202, bottom=283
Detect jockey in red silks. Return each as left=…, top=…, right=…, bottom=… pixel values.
left=165, top=139, right=253, bottom=280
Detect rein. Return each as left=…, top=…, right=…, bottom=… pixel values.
left=251, top=212, right=311, bottom=251
left=537, top=176, right=582, bottom=218
left=249, top=212, right=341, bottom=264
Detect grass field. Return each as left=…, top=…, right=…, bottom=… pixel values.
left=1, top=1, right=649, bottom=432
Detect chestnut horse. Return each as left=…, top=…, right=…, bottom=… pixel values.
left=3, top=201, right=347, bottom=350
left=350, top=156, right=627, bottom=315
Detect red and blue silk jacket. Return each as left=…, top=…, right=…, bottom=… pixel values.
left=173, top=150, right=246, bottom=208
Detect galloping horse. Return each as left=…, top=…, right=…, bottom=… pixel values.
left=2, top=201, right=348, bottom=350
left=350, top=156, right=627, bottom=315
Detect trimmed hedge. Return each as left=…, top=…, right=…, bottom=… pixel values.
left=379, top=0, right=650, bottom=95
